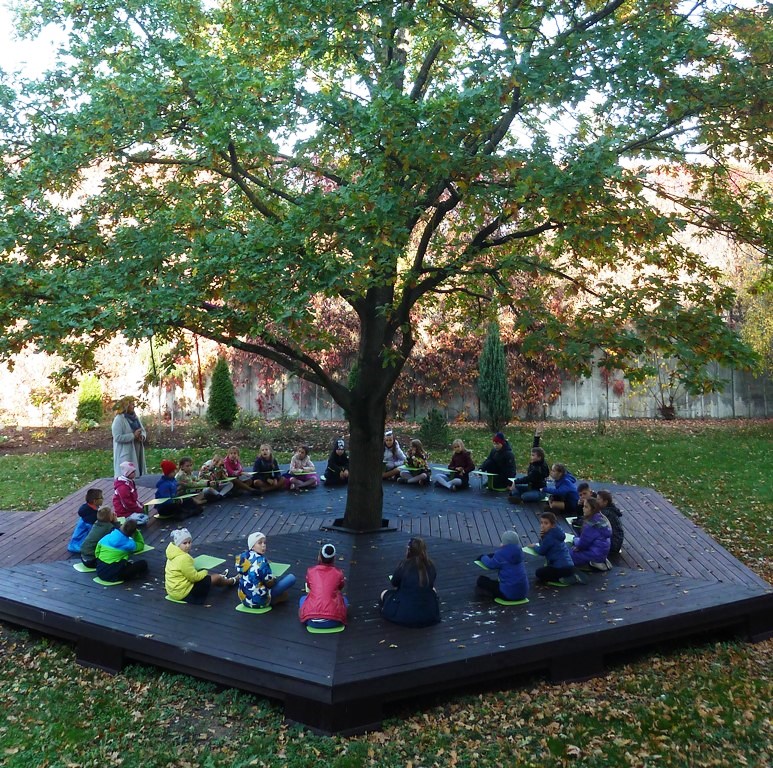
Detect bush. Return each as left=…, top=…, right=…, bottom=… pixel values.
left=478, top=321, right=511, bottom=431
left=419, top=408, right=449, bottom=449
left=75, top=373, right=103, bottom=423
left=207, top=358, right=239, bottom=429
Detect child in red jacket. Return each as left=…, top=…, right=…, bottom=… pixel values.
left=298, top=544, right=348, bottom=629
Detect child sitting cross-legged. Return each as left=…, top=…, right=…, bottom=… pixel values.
left=94, top=518, right=148, bottom=583
left=200, top=453, right=235, bottom=499
left=435, top=439, right=475, bottom=491
left=236, top=532, right=296, bottom=609
left=67, top=487, right=104, bottom=554
left=476, top=530, right=529, bottom=602
left=571, top=497, right=613, bottom=572
left=80, top=506, right=121, bottom=569
left=323, top=439, right=350, bottom=486
left=165, top=528, right=236, bottom=604
left=299, top=543, right=348, bottom=629
left=252, top=444, right=284, bottom=493
left=398, top=439, right=431, bottom=486
left=286, top=445, right=319, bottom=491
left=532, top=512, right=585, bottom=586
left=596, top=489, right=624, bottom=556
left=156, top=459, right=205, bottom=519
left=224, top=445, right=258, bottom=493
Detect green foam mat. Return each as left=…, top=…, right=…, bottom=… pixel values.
left=270, top=562, right=291, bottom=577
left=547, top=580, right=569, bottom=588
left=523, top=546, right=539, bottom=557
left=137, top=544, right=154, bottom=553
left=165, top=595, right=187, bottom=604
left=235, top=604, right=272, bottom=615
left=494, top=597, right=530, bottom=606
left=474, top=559, right=491, bottom=570
left=93, top=577, right=123, bottom=586
left=306, top=624, right=345, bottom=634
left=72, top=562, right=96, bottom=573
left=192, top=554, right=226, bottom=570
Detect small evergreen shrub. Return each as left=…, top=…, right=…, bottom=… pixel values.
left=207, top=358, right=239, bottom=429
left=75, top=373, right=103, bottom=424
left=478, top=321, right=511, bottom=431
left=419, top=408, right=450, bottom=449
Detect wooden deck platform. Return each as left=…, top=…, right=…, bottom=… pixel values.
left=0, top=474, right=770, bottom=734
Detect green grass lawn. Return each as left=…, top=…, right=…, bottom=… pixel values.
left=0, top=420, right=771, bottom=767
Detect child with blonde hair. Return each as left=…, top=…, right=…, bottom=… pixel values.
left=435, top=439, right=475, bottom=491
left=252, top=444, right=284, bottom=493
left=399, top=439, right=430, bottom=486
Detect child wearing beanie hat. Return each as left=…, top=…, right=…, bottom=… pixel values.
left=165, top=528, right=236, bottom=603
left=113, top=462, right=148, bottom=525
left=155, top=458, right=206, bottom=520
left=476, top=529, right=529, bottom=602
left=323, top=439, right=350, bottom=486
left=235, top=532, right=296, bottom=609
left=478, top=432, right=517, bottom=491
left=299, top=542, right=348, bottom=628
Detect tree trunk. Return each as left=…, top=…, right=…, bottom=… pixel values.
left=342, top=397, right=386, bottom=531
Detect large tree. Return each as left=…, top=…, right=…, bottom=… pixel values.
left=0, top=1, right=769, bottom=529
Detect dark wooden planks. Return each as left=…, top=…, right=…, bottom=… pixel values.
left=0, top=477, right=771, bottom=734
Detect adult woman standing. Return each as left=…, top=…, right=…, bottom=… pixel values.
left=112, top=396, right=147, bottom=477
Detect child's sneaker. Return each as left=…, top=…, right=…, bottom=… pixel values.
left=560, top=573, right=587, bottom=586
left=589, top=559, right=612, bottom=572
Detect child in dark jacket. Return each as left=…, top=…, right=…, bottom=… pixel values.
left=509, top=432, right=550, bottom=503
left=532, top=512, right=584, bottom=585
left=323, top=439, right=350, bottom=486
left=597, top=489, right=624, bottom=556
left=67, top=487, right=104, bottom=553
left=479, top=432, right=517, bottom=490
left=155, top=459, right=205, bottom=519
left=252, top=444, right=284, bottom=493
left=571, top=497, right=612, bottom=571
left=476, top=530, right=529, bottom=601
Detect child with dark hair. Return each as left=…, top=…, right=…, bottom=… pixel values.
left=509, top=430, right=550, bottom=503
left=323, top=439, right=350, bottom=486
left=67, top=487, right=104, bottom=553
left=479, top=432, right=517, bottom=490
left=532, top=512, right=584, bottom=585
left=380, top=537, right=440, bottom=627
left=546, top=463, right=579, bottom=517
left=200, top=453, right=235, bottom=499
left=571, top=482, right=597, bottom=533
left=80, top=506, right=120, bottom=569
left=299, top=543, right=348, bottom=628
left=597, top=489, right=624, bottom=556
left=94, top=518, right=148, bottom=582
left=476, top=530, right=529, bottom=602
left=571, top=497, right=613, bottom=572
left=382, top=430, right=406, bottom=480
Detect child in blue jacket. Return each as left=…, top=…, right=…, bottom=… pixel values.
left=94, top=519, right=149, bottom=582
left=532, top=512, right=584, bottom=585
left=476, top=530, right=529, bottom=601
left=546, top=463, right=580, bottom=517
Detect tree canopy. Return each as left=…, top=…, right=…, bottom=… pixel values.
left=1, top=0, right=770, bottom=526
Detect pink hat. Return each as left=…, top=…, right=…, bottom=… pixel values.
left=119, top=461, right=136, bottom=477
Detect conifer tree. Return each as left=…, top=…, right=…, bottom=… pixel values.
left=207, top=358, right=238, bottom=429
left=478, top=323, right=511, bottom=432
